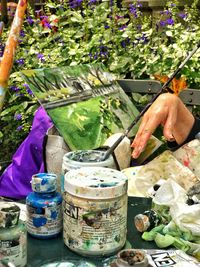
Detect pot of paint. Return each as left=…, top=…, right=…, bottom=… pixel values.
left=0, top=202, right=27, bottom=267
left=39, top=260, right=96, bottom=267
left=26, top=173, right=62, bottom=239
left=110, top=249, right=148, bottom=267
left=61, top=150, right=117, bottom=192
left=63, top=166, right=128, bottom=256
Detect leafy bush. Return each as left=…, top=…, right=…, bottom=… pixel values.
left=0, top=0, right=200, bottom=163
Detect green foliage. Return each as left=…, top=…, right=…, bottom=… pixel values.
left=0, top=0, right=200, bottom=162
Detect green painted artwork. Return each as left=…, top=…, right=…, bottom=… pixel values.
left=21, top=63, right=139, bottom=150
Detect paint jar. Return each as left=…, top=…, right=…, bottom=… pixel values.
left=110, top=249, right=149, bottom=267
left=63, top=166, right=128, bottom=256
left=26, top=173, right=62, bottom=239
left=0, top=202, right=27, bottom=267
left=61, top=150, right=117, bottom=191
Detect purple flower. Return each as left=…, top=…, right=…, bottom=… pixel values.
left=16, top=58, right=25, bottom=65
left=93, top=52, right=98, bottom=60
left=16, top=93, right=24, bottom=98
left=14, top=114, right=22, bottom=121
left=10, top=85, right=20, bottom=92
left=159, top=20, right=166, bottom=27
left=179, top=12, right=187, bottom=19
left=129, top=4, right=137, bottom=17
left=104, top=24, right=110, bottom=29
left=160, top=10, right=171, bottom=16
left=166, top=18, right=174, bottom=25
left=0, top=43, right=5, bottom=57
left=89, top=0, right=97, bottom=4
left=119, top=25, right=127, bottom=31
left=20, top=30, right=25, bottom=38
left=23, top=83, right=33, bottom=96
left=27, top=16, right=34, bottom=25
left=37, top=53, right=45, bottom=62
left=69, top=0, right=83, bottom=8
left=16, top=125, right=23, bottom=131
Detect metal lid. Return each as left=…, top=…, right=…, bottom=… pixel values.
left=31, top=173, right=57, bottom=193
left=0, top=202, right=20, bottom=228
left=64, top=167, right=127, bottom=199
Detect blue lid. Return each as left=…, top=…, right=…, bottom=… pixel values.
left=31, top=173, right=57, bottom=193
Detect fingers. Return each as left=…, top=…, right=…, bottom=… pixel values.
left=162, top=105, right=177, bottom=141
left=131, top=114, right=162, bottom=158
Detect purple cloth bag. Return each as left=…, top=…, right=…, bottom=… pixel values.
left=0, top=106, right=53, bottom=199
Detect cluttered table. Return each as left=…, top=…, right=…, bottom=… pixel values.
left=27, top=196, right=155, bottom=267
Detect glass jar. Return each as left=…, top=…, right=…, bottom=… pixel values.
left=26, top=173, right=62, bottom=239
left=0, top=202, right=27, bottom=267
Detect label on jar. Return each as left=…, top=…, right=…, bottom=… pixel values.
left=0, top=234, right=27, bottom=267
left=63, top=195, right=127, bottom=255
left=26, top=203, right=62, bottom=236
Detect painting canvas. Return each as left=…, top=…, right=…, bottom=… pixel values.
left=21, top=63, right=139, bottom=150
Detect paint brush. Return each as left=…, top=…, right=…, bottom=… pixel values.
left=101, top=42, right=200, bottom=162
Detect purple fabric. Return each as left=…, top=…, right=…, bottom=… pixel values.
left=0, top=106, right=53, bottom=199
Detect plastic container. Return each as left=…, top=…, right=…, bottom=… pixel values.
left=110, top=249, right=149, bottom=267
left=0, top=202, right=27, bottom=267
left=26, top=173, right=62, bottom=239
left=63, top=166, right=128, bottom=256
left=61, top=150, right=116, bottom=191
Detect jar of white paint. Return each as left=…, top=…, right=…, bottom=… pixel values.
left=61, top=150, right=117, bottom=192
left=63, top=166, right=128, bottom=256
left=0, top=202, right=27, bottom=267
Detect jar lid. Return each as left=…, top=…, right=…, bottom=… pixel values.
left=63, top=150, right=115, bottom=168
left=134, top=214, right=150, bottom=232
left=31, top=173, right=57, bottom=193
left=64, top=167, right=127, bottom=199
left=0, top=202, right=20, bottom=228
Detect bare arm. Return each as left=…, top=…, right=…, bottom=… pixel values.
left=131, top=93, right=195, bottom=158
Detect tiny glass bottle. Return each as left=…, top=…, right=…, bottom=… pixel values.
left=134, top=210, right=162, bottom=233
left=26, top=173, right=62, bottom=239
left=0, top=202, right=27, bottom=267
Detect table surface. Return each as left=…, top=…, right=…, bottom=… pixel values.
left=27, top=197, right=157, bottom=267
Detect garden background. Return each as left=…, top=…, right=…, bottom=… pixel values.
left=0, top=0, right=200, bottom=173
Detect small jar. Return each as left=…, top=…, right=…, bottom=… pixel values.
left=61, top=150, right=116, bottom=192
left=134, top=210, right=162, bottom=232
left=0, top=202, right=27, bottom=267
left=63, top=166, right=128, bottom=256
left=110, top=249, right=148, bottom=267
left=26, top=173, right=62, bottom=239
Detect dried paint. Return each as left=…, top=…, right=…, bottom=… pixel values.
left=0, top=202, right=27, bottom=267
left=110, top=249, right=148, bottom=267
left=26, top=173, right=62, bottom=239
left=61, top=150, right=116, bottom=191
left=63, top=167, right=128, bottom=256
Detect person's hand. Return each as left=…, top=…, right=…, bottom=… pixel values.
left=131, top=93, right=195, bottom=158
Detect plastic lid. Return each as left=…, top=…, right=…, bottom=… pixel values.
left=31, top=173, right=57, bottom=193
left=134, top=214, right=150, bottom=232
left=0, top=202, right=20, bottom=228
left=64, top=167, right=128, bottom=199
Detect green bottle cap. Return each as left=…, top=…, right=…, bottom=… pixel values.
left=0, top=202, right=20, bottom=228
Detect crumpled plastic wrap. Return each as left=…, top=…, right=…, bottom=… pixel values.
left=153, top=179, right=200, bottom=237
